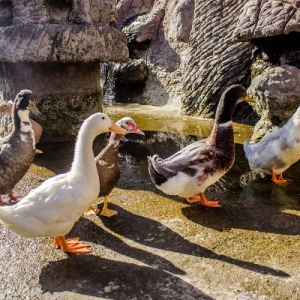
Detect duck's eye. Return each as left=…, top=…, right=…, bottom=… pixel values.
left=126, top=121, right=129, bottom=125
left=102, top=116, right=105, bottom=120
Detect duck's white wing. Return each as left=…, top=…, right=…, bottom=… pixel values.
left=244, top=126, right=287, bottom=170
left=5, top=173, right=90, bottom=237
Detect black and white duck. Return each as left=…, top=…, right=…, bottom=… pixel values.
left=0, top=100, right=43, bottom=143
left=0, top=90, right=40, bottom=205
left=244, top=106, right=300, bottom=185
left=86, top=117, right=144, bottom=216
left=0, top=113, right=127, bottom=254
left=148, top=84, right=253, bottom=207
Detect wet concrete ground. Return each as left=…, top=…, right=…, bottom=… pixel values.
left=1, top=104, right=300, bottom=299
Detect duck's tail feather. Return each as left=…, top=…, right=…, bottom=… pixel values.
left=148, top=155, right=169, bottom=186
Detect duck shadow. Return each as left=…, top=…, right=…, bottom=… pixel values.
left=39, top=255, right=212, bottom=300
left=182, top=171, right=300, bottom=236
left=91, top=205, right=289, bottom=278
left=70, top=217, right=185, bottom=276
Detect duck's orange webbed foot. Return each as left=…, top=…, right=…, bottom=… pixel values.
left=100, top=196, right=118, bottom=217
left=100, top=207, right=118, bottom=217
left=186, top=193, right=221, bottom=207
left=271, top=170, right=287, bottom=185
left=54, top=236, right=90, bottom=254
left=186, top=195, right=202, bottom=203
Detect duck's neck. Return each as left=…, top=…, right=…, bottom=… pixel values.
left=70, top=122, right=98, bottom=175
left=207, top=122, right=234, bottom=151
left=207, top=97, right=236, bottom=151
left=12, top=108, right=29, bottom=131
left=11, top=108, right=35, bottom=148
left=108, top=132, right=125, bottom=146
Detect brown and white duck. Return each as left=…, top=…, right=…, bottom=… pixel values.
left=0, top=90, right=40, bottom=205
left=87, top=117, right=144, bottom=217
left=0, top=100, right=43, bottom=143
left=148, top=84, right=254, bottom=207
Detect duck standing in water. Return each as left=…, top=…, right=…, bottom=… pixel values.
left=0, top=100, right=43, bottom=143
left=0, top=90, right=40, bottom=205
left=148, top=84, right=253, bottom=207
left=244, top=106, right=300, bottom=185
left=0, top=113, right=127, bottom=254
left=86, top=117, right=144, bottom=217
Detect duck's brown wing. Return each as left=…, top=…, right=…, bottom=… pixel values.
left=148, top=140, right=217, bottom=185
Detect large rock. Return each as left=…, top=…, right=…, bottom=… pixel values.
left=182, top=1, right=255, bottom=117
left=247, top=65, right=300, bottom=142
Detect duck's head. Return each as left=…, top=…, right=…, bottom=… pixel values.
left=0, top=100, right=13, bottom=114
left=90, top=113, right=127, bottom=135
left=216, top=84, right=254, bottom=124
left=116, top=117, right=145, bottom=135
left=14, top=90, right=40, bottom=116
left=223, top=84, right=249, bottom=104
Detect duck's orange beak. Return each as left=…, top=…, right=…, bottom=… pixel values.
left=245, top=95, right=255, bottom=103
left=109, top=121, right=128, bottom=134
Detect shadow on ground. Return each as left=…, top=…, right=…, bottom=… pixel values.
left=75, top=207, right=290, bottom=278
left=39, top=255, right=212, bottom=300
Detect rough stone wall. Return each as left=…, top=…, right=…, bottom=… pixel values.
left=116, top=0, right=193, bottom=108
left=234, top=0, right=300, bottom=41
left=182, top=1, right=255, bottom=117
left=117, top=0, right=256, bottom=117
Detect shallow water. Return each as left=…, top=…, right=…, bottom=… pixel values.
left=34, top=128, right=300, bottom=204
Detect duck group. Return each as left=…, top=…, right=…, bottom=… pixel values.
left=0, top=84, right=299, bottom=255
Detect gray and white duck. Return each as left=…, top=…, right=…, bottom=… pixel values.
left=86, top=117, right=144, bottom=216
left=148, top=84, right=253, bottom=207
left=244, top=106, right=300, bottom=185
left=0, top=90, right=40, bottom=205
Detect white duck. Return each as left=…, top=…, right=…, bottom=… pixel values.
left=0, top=112, right=126, bottom=254
left=148, top=84, right=253, bottom=207
left=244, top=106, right=300, bottom=184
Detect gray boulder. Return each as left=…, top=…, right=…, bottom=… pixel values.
left=247, top=65, right=300, bottom=142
